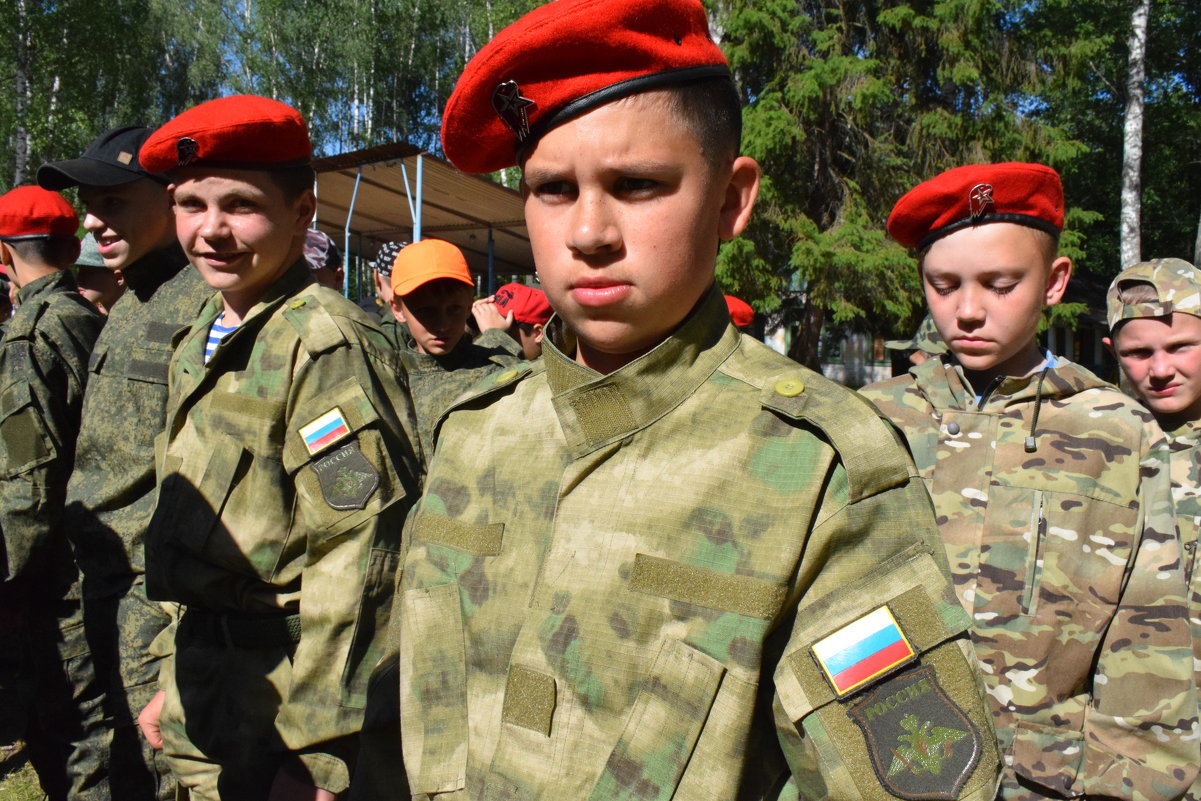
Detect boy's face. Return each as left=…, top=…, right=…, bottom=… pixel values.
left=78, top=178, right=175, bottom=270
left=171, top=168, right=313, bottom=314
left=922, top=223, right=1071, bottom=383
left=1106, top=313, right=1201, bottom=428
left=521, top=91, right=758, bottom=373
left=392, top=278, right=473, bottom=355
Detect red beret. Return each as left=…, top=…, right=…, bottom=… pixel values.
left=494, top=283, right=552, bottom=326
left=0, top=186, right=79, bottom=239
left=724, top=295, right=754, bottom=327
left=140, top=95, right=311, bottom=174
left=442, top=0, right=730, bottom=174
left=888, top=162, right=1063, bottom=251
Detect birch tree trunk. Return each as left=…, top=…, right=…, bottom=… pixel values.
left=13, top=0, right=31, bottom=186
left=1119, top=0, right=1151, bottom=269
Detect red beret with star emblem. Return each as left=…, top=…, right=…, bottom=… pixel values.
left=442, top=0, right=731, bottom=174
left=887, top=162, right=1064, bottom=251
left=0, top=186, right=79, bottom=239
left=139, top=95, right=311, bottom=174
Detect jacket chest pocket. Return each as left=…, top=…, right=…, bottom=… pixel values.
left=982, top=484, right=1137, bottom=622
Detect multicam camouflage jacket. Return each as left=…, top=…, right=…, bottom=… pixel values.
left=1165, top=421, right=1201, bottom=801
left=398, top=325, right=521, bottom=456
left=382, top=288, right=1002, bottom=801
left=0, top=269, right=103, bottom=593
left=860, top=356, right=1199, bottom=801
left=62, top=245, right=209, bottom=600
left=145, top=261, right=423, bottom=790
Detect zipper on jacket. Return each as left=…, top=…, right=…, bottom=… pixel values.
left=1022, top=490, right=1047, bottom=616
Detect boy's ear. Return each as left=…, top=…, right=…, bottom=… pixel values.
left=292, top=188, right=317, bottom=236
left=1044, top=255, right=1072, bottom=306
left=718, top=156, right=760, bottom=241
left=533, top=322, right=544, bottom=345
left=389, top=296, right=406, bottom=323
left=1102, top=335, right=1115, bottom=358
left=0, top=241, right=12, bottom=268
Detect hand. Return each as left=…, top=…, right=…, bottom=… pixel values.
left=268, top=769, right=337, bottom=801
left=472, top=297, right=513, bottom=332
left=137, top=689, right=166, bottom=750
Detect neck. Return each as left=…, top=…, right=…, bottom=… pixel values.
left=11, top=261, right=57, bottom=290
left=575, top=341, right=655, bottom=376
left=960, top=343, right=1046, bottom=390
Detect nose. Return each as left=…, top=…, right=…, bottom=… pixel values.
left=1148, top=350, right=1174, bottom=380
left=956, top=285, right=985, bottom=328
left=82, top=212, right=103, bottom=234
left=198, top=207, right=228, bottom=240
left=567, top=190, right=620, bottom=256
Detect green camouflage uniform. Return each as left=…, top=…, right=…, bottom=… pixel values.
left=364, top=287, right=1002, bottom=801
left=860, top=356, right=1199, bottom=801
left=62, top=244, right=208, bottom=801
left=145, top=260, right=422, bottom=798
left=399, top=325, right=521, bottom=456
left=0, top=269, right=106, bottom=800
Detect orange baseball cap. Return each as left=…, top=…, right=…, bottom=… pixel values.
left=390, top=239, right=474, bottom=296
left=724, top=295, right=754, bottom=327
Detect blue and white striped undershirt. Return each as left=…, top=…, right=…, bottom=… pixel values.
left=205, top=314, right=238, bottom=364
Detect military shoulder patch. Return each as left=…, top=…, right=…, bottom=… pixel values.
left=299, top=407, right=351, bottom=456
left=310, top=440, right=379, bottom=510
left=811, top=605, right=915, bottom=697
left=848, top=665, right=981, bottom=800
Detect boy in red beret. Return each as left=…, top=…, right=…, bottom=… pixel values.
left=133, top=95, right=423, bottom=801
left=472, top=281, right=554, bottom=359
left=387, top=238, right=521, bottom=454
left=39, top=124, right=210, bottom=801
left=355, top=1, right=1003, bottom=799
left=0, top=187, right=107, bottom=800
left=860, top=164, right=1198, bottom=800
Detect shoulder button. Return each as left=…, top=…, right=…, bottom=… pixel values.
left=774, top=378, right=805, bottom=397
left=288, top=298, right=307, bottom=309
left=946, top=421, right=961, bottom=436
left=496, top=368, right=519, bottom=383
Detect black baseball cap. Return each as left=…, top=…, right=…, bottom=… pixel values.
left=37, top=126, right=169, bottom=190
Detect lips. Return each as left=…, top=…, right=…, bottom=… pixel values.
left=570, top=278, right=631, bottom=307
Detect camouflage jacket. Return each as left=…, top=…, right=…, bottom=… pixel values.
left=145, top=260, right=423, bottom=790
left=860, top=356, right=1198, bottom=801
left=0, top=270, right=103, bottom=596
left=398, top=326, right=521, bottom=456
left=386, top=288, right=1001, bottom=801
left=1165, top=421, right=1201, bottom=801
left=62, top=245, right=210, bottom=600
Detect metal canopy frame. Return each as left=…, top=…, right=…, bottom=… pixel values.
left=311, top=142, right=533, bottom=298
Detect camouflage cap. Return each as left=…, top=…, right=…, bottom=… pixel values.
left=1106, top=257, right=1201, bottom=332
left=884, top=314, right=947, bottom=355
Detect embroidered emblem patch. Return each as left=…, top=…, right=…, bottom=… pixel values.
left=299, top=407, right=352, bottom=456
left=177, top=137, right=199, bottom=167
left=811, top=605, right=915, bottom=697
left=968, top=183, right=994, bottom=218
left=310, top=440, right=379, bottom=510
left=848, top=665, right=982, bottom=800
left=492, top=80, right=535, bottom=141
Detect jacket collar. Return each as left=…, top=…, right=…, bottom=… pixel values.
left=542, top=285, right=739, bottom=457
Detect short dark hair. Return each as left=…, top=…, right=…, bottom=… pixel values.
left=3, top=236, right=79, bottom=268
left=266, top=164, right=317, bottom=202
left=658, top=77, right=742, bottom=168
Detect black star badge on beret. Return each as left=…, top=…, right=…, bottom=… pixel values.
left=492, top=81, right=535, bottom=141
left=968, top=183, right=994, bottom=218
left=177, top=137, right=199, bottom=167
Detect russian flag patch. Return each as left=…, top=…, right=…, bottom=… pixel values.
left=811, top=606, right=915, bottom=697
left=299, top=408, right=352, bottom=456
